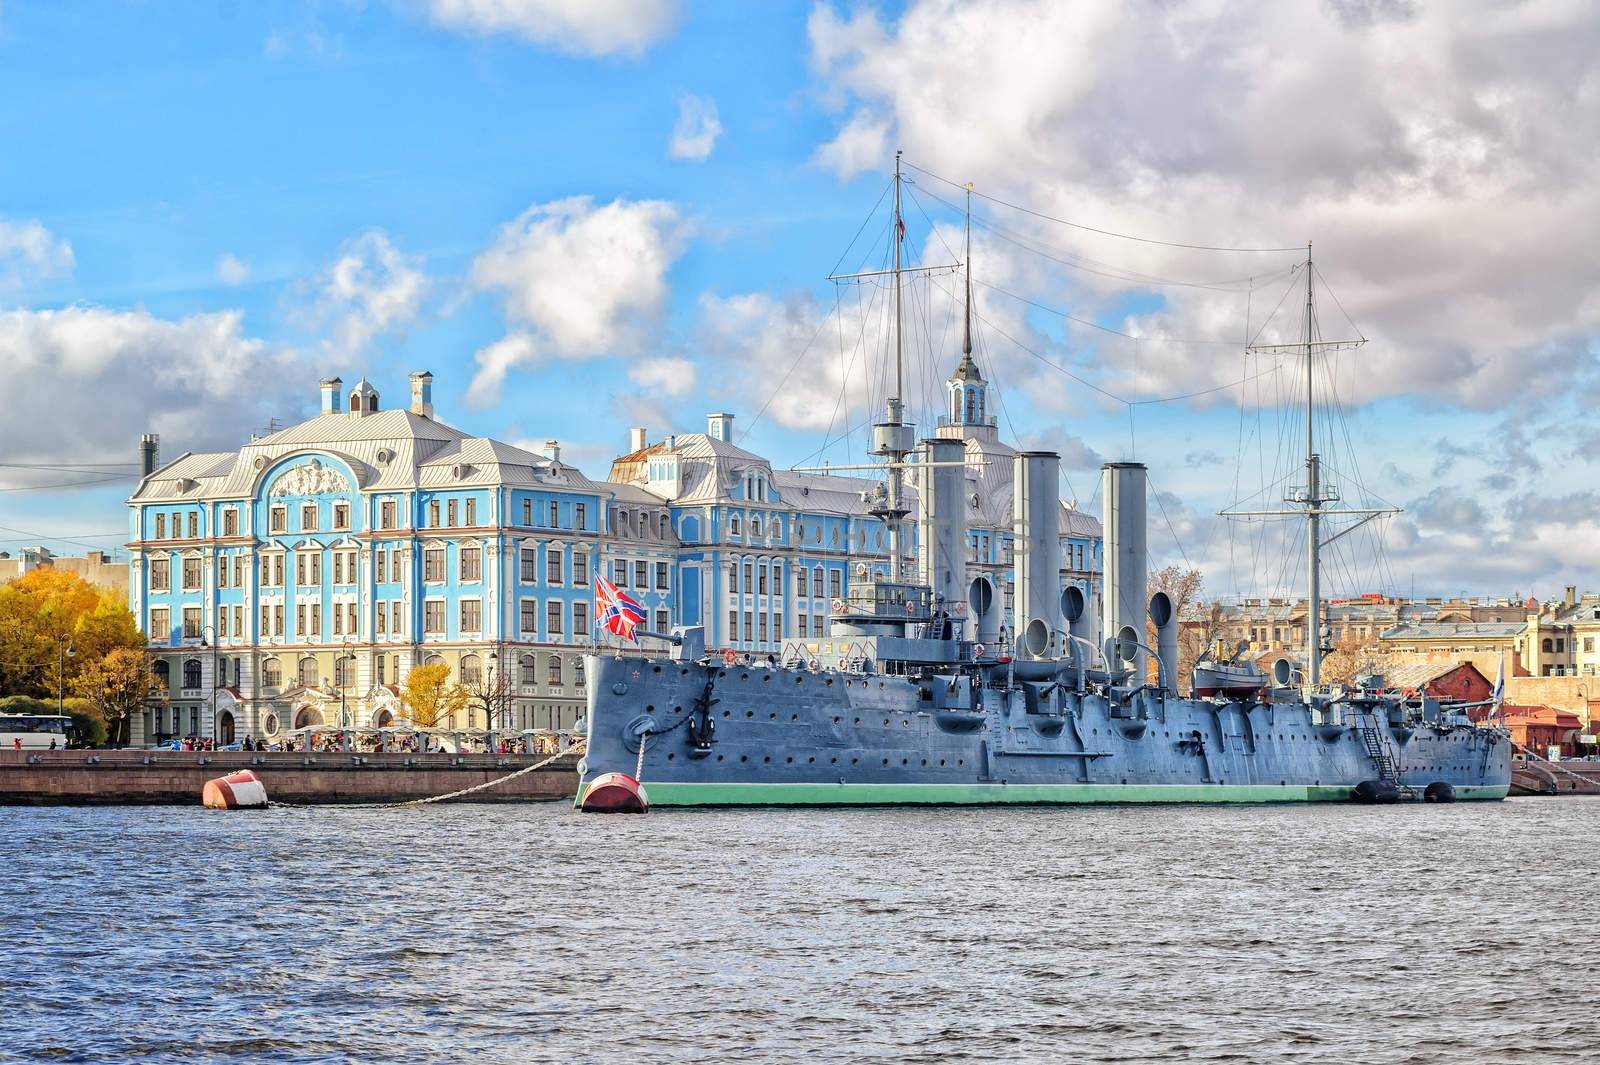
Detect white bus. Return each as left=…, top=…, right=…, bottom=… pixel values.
left=0, top=713, right=74, bottom=750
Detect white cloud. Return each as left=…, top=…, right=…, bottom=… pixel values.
left=668, top=93, right=722, bottom=162
left=807, top=0, right=1600, bottom=413
left=0, top=218, right=74, bottom=285
left=313, top=230, right=427, bottom=355
left=0, top=306, right=304, bottom=472
left=628, top=355, right=696, bottom=395
left=467, top=196, right=688, bottom=403
left=425, top=0, right=678, bottom=57
left=216, top=253, right=250, bottom=286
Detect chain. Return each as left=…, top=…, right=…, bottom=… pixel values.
left=383, top=742, right=585, bottom=808
left=635, top=731, right=647, bottom=782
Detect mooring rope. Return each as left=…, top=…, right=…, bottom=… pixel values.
left=1513, top=742, right=1595, bottom=789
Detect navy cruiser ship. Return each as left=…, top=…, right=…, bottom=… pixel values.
left=576, top=159, right=1511, bottom=809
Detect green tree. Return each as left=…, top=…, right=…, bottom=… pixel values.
left=71, top=647, right=154, bottom=747
left=402, top=662, right=468, bottom=728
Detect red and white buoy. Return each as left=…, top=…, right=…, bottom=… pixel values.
left=579, top=772, right=649, bottom=813
left=202, top=768, right=270, bottom=810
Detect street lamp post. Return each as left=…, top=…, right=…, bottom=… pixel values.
left=339, top=638, right=354, bottom=749
left=55, top=634, right=75, bottom=718
left=199, top=624, right=219, bottom=744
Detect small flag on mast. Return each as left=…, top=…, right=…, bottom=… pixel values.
left=1492, top=650, right=1505, bottom=718
left=595, top=574, right=646, bottom=644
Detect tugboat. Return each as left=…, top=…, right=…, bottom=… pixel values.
left=576, top=158, right=1511, bottom=809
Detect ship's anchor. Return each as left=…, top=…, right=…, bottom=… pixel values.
left=688, top=669, right=720, bottom=749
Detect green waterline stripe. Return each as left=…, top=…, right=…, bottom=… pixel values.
left=576, top=780, right=1511, bottom=807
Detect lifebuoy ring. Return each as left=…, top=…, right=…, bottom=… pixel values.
left=974, top=643, right=987, bottom=658
left=722, top=648, right=737, bottom=666
left=837, top=658, right=846, bottom=670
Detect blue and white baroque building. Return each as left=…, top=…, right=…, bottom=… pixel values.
left=128, top=357, right=1101, bottom=745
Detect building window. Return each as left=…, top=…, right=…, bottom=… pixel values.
left=376, top=605, right=387, bottom=635
left=261, top=659, right=281, bottom=688
left=757, top=563, right=768, bottom=595
left=297, top=656, right=318, bottom=687
left=573, top=552, right=588, bottom=585
left=521, top=655, right=537, bottom=686
left=447, top=499, right=458, bottom=527
left=520, top=548, right=536, bottom=583
left=655, top=608, right=669, bottom=632
left=575, top=502, right=586, bottom=528
left=1556, top=638, right=1566, bottom=653
left=574, top=657, right=586, bottom=688
left=751, top=514, right=763, bottom=537
left=333, top=503, right=350, bottom=530
left=828, top=570, right=842, bottom=599
left=573, top=602, right=588, bottom=636
left=267, top=507, right=284, bottom=533
left=744, top=562, right=754, bottom=594
left=183, top=659, right=202, bottom=689
left=521, top=600, right=536, bottom=636
left=376, top=655, right=385, bottom=686
left=391, top=601, right=401, bottom=636
left=729, top=609, right=738, bottom=642
left=429, top=500, right=441, bottom=527
left=759, top=614, right=768, bottom=642
left=460, top=654, right=482, bottom=686
left=547, top=655, right=562, bottom=686
left=187, top=513, right=198, bottom=539
left=523, top=499, right=532, bottom=526
left=460, top=546, right=482, bottom=582
left=222, top=509, right=237, bottom=536
left=424, top=548, right=445, bottom=583
left=549, top=501, right=560, bottom=527
left=460, top=599, right=482, bottom=633
left=465, top=499, right=477, bottom=526
left=613, top=559, right=628, bottom=586
left=1543, top=638, right=1554, bottom=653
left=381, top=500, right=396, bottom=529
left=547, top=600, right=563, bottom=635
left=149, top=607, right=170, bottom=640
left=424, top=600, right=445, bottom=634
left=182, top=608, right=201, bottom=639
left=335, top=656, right=356, bottom=688
left=298, top=503, right=316, bottom=532
left=656, top=562, right=669, bottom=590
left=813, top=569, right=824, bottom=598
left=150, top=557, right=170, bottom=592
left=743, top=612, right=754, bottom=642
left=181, top=556, right=201, bottom=590
left=547, top=549, right=563, bottom=585
left=729, top=513, right=741, bottom=537
left=376, top=550, right=386, bottom=584
left=634, top=560, right=648, bottom=588
left=155, top=514, right=166, bottom=539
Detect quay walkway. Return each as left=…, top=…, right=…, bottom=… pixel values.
left=0, top=749, right=580, bottom=806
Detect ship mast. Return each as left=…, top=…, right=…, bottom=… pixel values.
left=1222, top=246, right=1397, bottom=692
left=1302, top=243, right=1323, bottom=686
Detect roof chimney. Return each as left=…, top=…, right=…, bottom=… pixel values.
left=320, top=376, right=343, bottom=415
left=409, top=370, right=434, bottom=419
left=629, top=427, right=648, bottom=453
left=140, top=434, right=160, bottom=478
left=545, top=439, right=561, bottom=464
left=707, top=412, right=734, bottom=442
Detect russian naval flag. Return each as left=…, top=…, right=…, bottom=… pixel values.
left=595, top=574, right=646, bottom=644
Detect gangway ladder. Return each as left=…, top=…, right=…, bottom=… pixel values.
left=1355, top=713, right=1416, bottom=800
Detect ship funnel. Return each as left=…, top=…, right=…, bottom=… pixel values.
left=1102, top=462, right=1148, bottom=680
left=1150, top=591, right=1177, bottom=692
left=917, top=437, right=967, bottom=638
left=1013, top=451, right=1061, bottom=659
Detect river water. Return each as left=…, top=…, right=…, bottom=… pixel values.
left=4, top=797, right=1596, bottom=1064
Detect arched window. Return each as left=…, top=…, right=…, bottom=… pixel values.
left=298, top=656, right=318, bottom=687
left=424, top=653, right=444, bottom=667
left=1542, top=638, right=1554, bottom=653
left=334, top=655, right=356, bottom=688
left=261, top=659, right=282, bottom=687
left=152, top=660, right=170, bottom=691
left=460, top=653, right=482, bottom=686
left=349, top=394, right=361, bottom=412
left=366, top=394, right=377, bottom=413
left=520, top=654, right=537, bottom=686
left=183, top=659, right=202, bottom=689
left=659, top=514, right=669, bottom=539
left=574, top=658, right=585, bottom=688
left=547, top=654, right=563, bottom=686
left=751, top=514, right=763, bottom=537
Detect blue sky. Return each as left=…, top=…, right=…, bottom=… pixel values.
left=3, top=0, right=1597, bottom=597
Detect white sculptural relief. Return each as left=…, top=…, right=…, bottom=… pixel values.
left=270, top=458, right=351, bottom=497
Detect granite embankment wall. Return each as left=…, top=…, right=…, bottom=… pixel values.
left=0, top=750, right=580, bottom=805
left=1512, top=755, right=1600, bottom=797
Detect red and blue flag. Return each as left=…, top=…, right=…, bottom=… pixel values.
left=595, top=574, right=646, bottom=643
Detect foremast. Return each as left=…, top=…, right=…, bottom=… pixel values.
left=870, top=151, right=915, bottom=580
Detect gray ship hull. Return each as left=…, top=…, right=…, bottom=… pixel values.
left=577, top=655, right=1513, bottom=807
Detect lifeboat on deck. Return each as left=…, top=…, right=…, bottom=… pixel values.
left=580, top=772, right=649, bottom=813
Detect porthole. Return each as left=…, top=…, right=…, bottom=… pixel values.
left=808, top=757, right=815, bottom=764
left=740, top=672, right=749, bottom=681
left=740, top=755, right=749, bottom=763
left=882, top=758, right=889, bottom=766
left=722, top=710, right=730, bottom=718
left=854, top=717, right=861, bottom=726
left=939, top=759, right=946, bottom=767
left=646, top=704, right=655, bottom=713
left=763, top=756, right=771, bottom=763
left=769, top=712, right=777, bottom=720
left=717, top=754, right=725, bottom=762
left=830, top=757, right=838, bottom=765
left=790, top=713, right=798, bottom=721
left=667, top=753, right=675, bottom=761
left=833, top=716, right=841, bottom=724
left=785, top=756, right=793, bottom=764
left=763, top=675, right=771, bottom=684
left=653, top=665, right=662, bottom=674
left=883, top=718, right=890, bottom=727
left=958, top=759, right=964, bottom=767
left=851, top=757, right=859, bottom=765
left=746, top=711, right=754, bottom=719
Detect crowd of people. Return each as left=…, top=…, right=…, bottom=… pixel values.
left=151, top=730, right=576, bottom=755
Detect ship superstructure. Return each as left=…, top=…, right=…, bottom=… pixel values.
left=576, top=158, right=1511, bottom=808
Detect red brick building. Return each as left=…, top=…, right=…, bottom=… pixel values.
left=1383, top=661, right=1493, bottom=703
